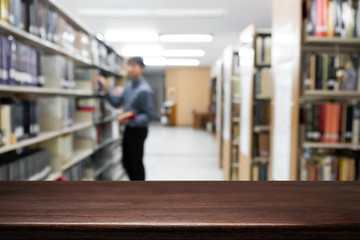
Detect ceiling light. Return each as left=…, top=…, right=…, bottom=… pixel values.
left=166, top=59, right=200, bottom=66
left=77, top=8, right=228, bottom=18
left=160, top=34, right=213, bottom=43
left=105, top=30, right=159, bottom=42
left=164, top=49, right=205, bottom=57
left=144, top=57, right=167, bottom=66
left=121, top=46, right=164, bottom=57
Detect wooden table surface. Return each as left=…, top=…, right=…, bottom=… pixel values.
left=0, top=181, right=359, bottom=239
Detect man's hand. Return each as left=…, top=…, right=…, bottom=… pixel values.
left=98, top=76, right=109, bottom=93
left=117, top=112, right=135, bottom=124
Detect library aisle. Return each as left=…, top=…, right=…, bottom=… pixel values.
left=144, top=123, right=222, bottom=180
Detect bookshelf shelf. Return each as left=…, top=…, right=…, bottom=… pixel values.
left=232, top=139, right=239, bottom=146
left=254, top=125, right=270, bottom=132
left=62, top=149, right=93, bottom=171
left=61, top=121, right=93, bottom=135
left=252, top=157, right=270, bottom=164
left=0, top=21, right=92, bottom=66
left=303, top=142, right=360, bottom=150
left=95, top=136, right=121, bottom=151
left=232, top=117, right=240, bottom=123
left=0, top=131, right=59, bottom=155
left=0, top=122, right=93, bottom=155
left=0, top=85, right=94, bottom=96
left=304, top=36, right=360, bottom=47
left=255, top=96, right=271, bottom=100
left=302, top=90, right=360, bottom=100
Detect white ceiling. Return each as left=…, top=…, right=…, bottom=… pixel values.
left=60, top=0, right=272, bottom=68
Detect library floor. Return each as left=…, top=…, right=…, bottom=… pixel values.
left=143, top=123, right=222, bottom=180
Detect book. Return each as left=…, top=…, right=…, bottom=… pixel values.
left=323, top=103, right=341, bottom=143
left=258, top=133, right=269, bottom=157
left=352, top=103, right=360, bottom=145
left=303, top=52, right=359, bottom=91
left=0, top=0, right=9, bottom=22
left=302, top=150, right=360, bottom=181
left=315, top=0, right=329, bottom=37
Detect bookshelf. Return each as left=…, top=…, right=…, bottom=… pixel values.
left=221, top=45, right=241, bottom=180
left=0, top=0, right=125, bottom=181
left=272, top=0, right=360, bottom=181
left=213, top=58, right=224, bottom=169
left=238, top=24, right=273, bottom=181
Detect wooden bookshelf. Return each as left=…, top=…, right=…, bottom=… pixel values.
left=213, top=58, right=224, bottom=169
left=272, top=0, right=360, bottom=180
left=0, top=0, right=125, bottom=181
left=220, top=46, right=241, bottom=180
left=238, top=24, right=273, bottom=181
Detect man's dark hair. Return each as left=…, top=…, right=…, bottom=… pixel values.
left=128, top=56, right=145, bottom=68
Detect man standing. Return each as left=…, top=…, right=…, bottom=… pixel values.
left=98, top=57, right=155, bottom=181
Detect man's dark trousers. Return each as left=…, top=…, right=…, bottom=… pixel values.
left=122, top=126, right=148, bottom=180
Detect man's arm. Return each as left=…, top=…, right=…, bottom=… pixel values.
left=129, top=91, right=155, bottom=127
left=98, top=75, right=126, bottom=108
left=105, top=92, right=125, bottom=108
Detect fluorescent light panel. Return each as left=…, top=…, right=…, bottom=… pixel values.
left=143, top=57, right=200, bottom=66
left=121, top=46, right=164, bottom=57
left=77, top=8, right=227, bottom=18
left=160, top=34, right=213, bottom=43
left=164, top=49, right=205, bottom=57
left=167, top=59, right=200, bottom=66
left=105, top=30, right=159, bottom=42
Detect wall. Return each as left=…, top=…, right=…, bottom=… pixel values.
left=143, top=71, right=165, bottom=120
left=165, top=67, right=211, bottom=126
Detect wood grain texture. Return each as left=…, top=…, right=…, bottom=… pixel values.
left=0, top=181, right=359, bottom=239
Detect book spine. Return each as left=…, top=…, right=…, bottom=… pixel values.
left=352, top=103, right=360, bottom=145
left=316, top=0, right=329, bottom=37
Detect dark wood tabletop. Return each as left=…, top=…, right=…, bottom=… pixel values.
left=0, top=181, right=359, bottom=239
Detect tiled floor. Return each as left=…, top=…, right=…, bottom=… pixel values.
left=144, top=123, right=223, bottom=180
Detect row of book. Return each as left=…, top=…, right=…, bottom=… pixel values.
left=252, top=162, right=269, bottom=181
left=0, top=149, right=50, bottom=180
left=0, top=35, right=43, bottom=86
left=301, top=102, right=360, bottom=143
left=303, top=52, right=360, bottom=91
left=255, top=35, right=271, bottom=66
left=0, top=98, right=39, bottom=147
left=42, top=55, right=76, bottom=89
left=92, top=39, right=123, bottom=73
left=38, top=97, right=75, bottom=130
left=301, top=150, right=360, bottom=180
left=0, top=0, right=91, bottom=58
left=253, top=102, right=270, bottom=126
left=253, top=132, right=270, bottom=158
left=306, top=0, right=360, bottom=38
left=254, top=69, right=273, bottom=98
